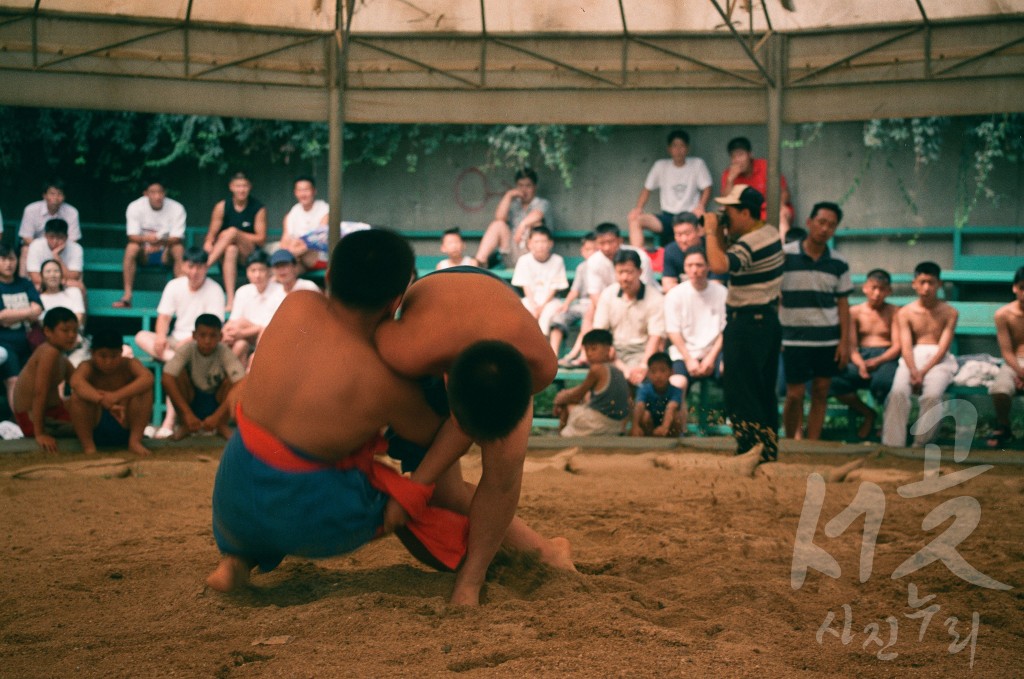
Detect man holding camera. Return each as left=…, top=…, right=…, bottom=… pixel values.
left=704, top=186, right=785, bottom=464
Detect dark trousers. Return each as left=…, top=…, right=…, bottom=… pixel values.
left=722, top=308, right=782, bottom=461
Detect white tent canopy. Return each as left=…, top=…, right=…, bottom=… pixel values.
left=0, top=1, right=1021, bottom=124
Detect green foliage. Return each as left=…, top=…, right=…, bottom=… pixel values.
left=860, top=114, right=1023, bottom=226
left=0, top=107, right=608, bottom=189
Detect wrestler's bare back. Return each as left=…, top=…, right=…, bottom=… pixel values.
left=240, top=291, right=439, bottom=460
left=375, top=272, right=558, bottom=391
left=12, top=345, right=73, bottom=413
left=851, top=302, right=896, bottom=349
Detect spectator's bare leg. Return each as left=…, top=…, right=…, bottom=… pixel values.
left=549, top=327, right=564, bottom=357
left=992, top=393, right=1012, bottom=432
left=783, top=383, right=806, bottom=440
left=836, top=392, right=876, bottom=439
left=120, top=242, right=142, bottom=304
left=69, top=392, right=101, bottom=455
left=473, top=220, right=511, bottom=267
left=5, top=377, right=15, bottom=413
left=804, top=377, right=832, bottom=441
left=133, top=331, right=176, bottom=362
left=18, top=243, right=29, bottom=277
left=127, top=390, right=153, bottom=456
left=166, top=243, right=186, bottom=277
left=223, top=244, right=240, bottom=311
left=626, top=213, right=663, bottom=249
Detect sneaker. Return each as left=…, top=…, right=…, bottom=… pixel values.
left=143, top=425, right=157, bottom=439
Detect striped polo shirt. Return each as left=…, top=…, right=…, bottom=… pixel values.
left=779, top=240, right=853, bottom=346
left=725, top=224, right=784, bottom=309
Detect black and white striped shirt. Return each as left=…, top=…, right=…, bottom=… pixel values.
left=779, top=240, right=853, bottom=346
left=725, top=224, right=784, bottom=309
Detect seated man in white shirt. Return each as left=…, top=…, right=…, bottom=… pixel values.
left=278, top=175, right=329, bottom=273
left=222, top=250, right=284, bottom=365
left=663, top=246, right=727, bottom=430
left=19, top=180, right=82, bottom=277
left=270, top=249, right=322, bottom=295
left=26, top=219, right=85, bottom=293
left=134, top=247, right=226, bottom=436
left=117, top=180, right=187, bottom=308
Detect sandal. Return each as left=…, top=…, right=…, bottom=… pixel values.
left=112, top=297, right=132, bottom=309
left=984, top=428, right=1013, bottom=449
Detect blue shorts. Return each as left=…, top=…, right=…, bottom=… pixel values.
left=192, top=391, right=220, bottom=420
left=212, top=430, right=387, bottom=573
left=145, top=249, right=165, bottom=266
left=386, top=375, right=449, bottom=474
left=94, top=408, right=130, bottom=447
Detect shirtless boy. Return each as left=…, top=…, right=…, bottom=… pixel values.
left=986, top=266, right=1024, bottom=448
left=375, top=266, right=574, bottom=605
left=830, top=269, right=901, bottom=439
left=69, top=330, right=154, bottom=456
left=882, top=262, right=959, bottom=448
left=12, top=307, right=78, bottom=452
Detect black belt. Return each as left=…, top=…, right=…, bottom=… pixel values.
left=727, top=303, right=777, bottom=317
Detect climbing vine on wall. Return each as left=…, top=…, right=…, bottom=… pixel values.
left=0, top=107, right=608, bottom=190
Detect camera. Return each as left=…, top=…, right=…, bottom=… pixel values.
left=697, top=210, right=729, bottom=229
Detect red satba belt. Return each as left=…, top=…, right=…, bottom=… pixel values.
left=235, top=405, right=468, bottom=570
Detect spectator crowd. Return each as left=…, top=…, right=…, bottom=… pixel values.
left=0, top=129, right=1022, bottom=457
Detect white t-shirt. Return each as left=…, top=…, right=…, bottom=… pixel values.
left=643, top=158, right=713, bottom=214
left=286, top=200, right=330, bottom=265
left=231, top=280, right=285, bottom=328
left=283, top=279, right=322, bottom=295
left=163, top=342, right=246, bottom=395
left=435, top=257, right=477, bottom=270
left=26, top=238, right=85, bottom=273
left=19, top=201, right=82, bottom=241
left=663, top=280, right=728, bottom=362
left=157, top=276, right=226, bottom=341
left=285, top=200, right=329, bottom=239
left=585, top=246, right=659, bottom=298
left=40, top=286, right=86, bottom=315
left=511, top=253, right=568, bottom=306
left=125, top=196, right=187, bottom=240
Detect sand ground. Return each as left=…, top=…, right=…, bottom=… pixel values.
left=1, top=443, right=1021, bottom=678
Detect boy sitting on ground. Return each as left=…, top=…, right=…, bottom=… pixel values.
left=554, top=329, right=631, bottom=437
left=69, top=330, right=155, bottom=456
left=882, top=261, right=959, bottom=448
left=12, top=306, right=78, bottom=452
left=631, top=352, right=684, bottom=437
left=830, top=268, right=901, bottom=439
left=162, top=314, right=245, bottom=440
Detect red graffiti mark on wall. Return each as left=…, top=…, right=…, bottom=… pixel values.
left=453, top=167, right=505, bottom=213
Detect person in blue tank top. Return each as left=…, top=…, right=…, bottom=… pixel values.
left=204, top=172, right=267, bottom=311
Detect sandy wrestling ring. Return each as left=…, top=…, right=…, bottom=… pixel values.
left=1, top=437, right=1021, bottom=677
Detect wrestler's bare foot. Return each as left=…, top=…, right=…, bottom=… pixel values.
left=857, top=411, right=877, bottom=440
left=722, top=445, right=763, bottom=478
left=539, top=536, right=577, bottom=572
left=128, top=439, right=152, bottom=457
left=827, top=456, right=866, bottom=483
left=205, top=555, right=254, bottom=593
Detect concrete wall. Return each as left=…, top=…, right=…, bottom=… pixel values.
left=1, top=120, right=1021, bottom=273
